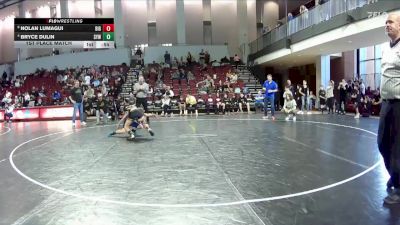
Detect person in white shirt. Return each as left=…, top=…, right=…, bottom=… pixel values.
left=377, top=13, right=400, bottom=204
left=5, top=103, right=14, bottom=123
left=326, top=80, right=335, bottom=114
left=161, top=94, right=172, bottom=117
left=133, top=76, right=150, bottom=112
left=84, top=74, right=91, bottom=86
left=359, top=79, right=366, bottom=96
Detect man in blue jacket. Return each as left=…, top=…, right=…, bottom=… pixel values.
left=263, top=74, right=278, bottom=120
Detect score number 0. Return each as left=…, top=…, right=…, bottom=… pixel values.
left=102, top=24, right=114, bottom=32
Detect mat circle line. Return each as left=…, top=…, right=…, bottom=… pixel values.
left=0, top=127, right=11, bottom=136
left=8, top=119, right=381, bottom=208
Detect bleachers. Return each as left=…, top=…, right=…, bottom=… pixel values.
left=147, top=64, right=245, bottom=101
left=1, top=64, right=128, bottom=106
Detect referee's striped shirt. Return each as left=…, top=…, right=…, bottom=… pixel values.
left=381, top=39, right=400, bottom=100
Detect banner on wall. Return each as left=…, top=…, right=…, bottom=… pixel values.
left=0, top=105, right=77, bottom=121
left=40, top=107, right=76, bottom=118
left=13, top=108, right=40, bottom=120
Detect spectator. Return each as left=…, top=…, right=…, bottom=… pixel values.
left=164, top=51, right=171, bottom=65
left=366, top=86, right=372, bottom=96
left=83, top=95, right=94, bottom=121
left=288, top=12, right=293, bottom=21
left=171, top=57, right=178, bottom=69
left=220, top=77, right=232, bottom=93
left=4, top=102, right=14, bottom=123
left=359, top=79, right=366, bottom=96
left=84, top=73, right=91, bottom=87
left=35, top=98, right=43, bottom=106
left=215, top=92, right=224, bottom=115
left=220, top=56, right=230, bottom=64
left=161, top=93, right=172, bottom=117
left=283, top=93, right=297, bottom=121
left=109, top=86, right=117, bottom=98
left=299, top=80, right=310, bottom=114
left=359, top=96, right=372, bottom=117
left=96, top=94, right=109, bottom=124
left=262, top=74, right=278, bottom=120
left=283, top=86, right=292, bottom=106
left=326, top=80, right=335, bottom=114
left=286, top=80, right=295, bottom=97
left=234, top=54, right=240, bottom=69
left=15, top=77, right=21, bottom=88
left=164, top=86, right=174, bottom=98
left=254, top=90, right=264, bottom=113
left=205, top=51, right=210, bottom=65
left=84, top=85, right=95, bottom=99
left=199, top=49, right=205, bottom=65
left=178, top=95, right=186, bottom=116
left=351, top=85, right=362, bottom=119
left=23, top=92, right=30, bottom=107
left=185, top=94, right=198, bottom=116
left=30, top=86, right=39, bottom=100
left=172, top=70, right=180, bottom=80
left=338, top=79, right=347, bottom=115
left=2, top=71, right=7, bottom=81
left=372, top=89, right=381, bottom=106
left=62, top=97, right=70, bottom=105
left=197, top=75, right=215, bottom=94
left=187, top=70, right=195, bottom=82
left=69, top=80, right=86, bottom=127
left=224, top=93, right=235, bottom=115
left=319, top=85, right=327, bottom=114
left=308, top=91, right=316, bottom=110
left=39, top=86, right=47, bottom=98
left=238, top=93, right=250, bottom=114
left=186, top=52, right=193, bottom=66
left=56, top=73, right=63, bottom=84
left=135, top=48, right=143, bottom=58
left=53, top=90, right=61, bottom=104
left=101, top=84, right=108, bottom=97
left=205, top=94, right=215, bottom=115
left=230, top=73, right=238, bottom=84
left=179, top=69, right=187, bottom=82
left=299, top=5, right=309, bottom=28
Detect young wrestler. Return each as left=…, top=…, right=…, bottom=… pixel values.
left=282, top=93, right=297, bottom=121
left=109, top=100, right=155, bottom=139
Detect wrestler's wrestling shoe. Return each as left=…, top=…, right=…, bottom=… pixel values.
left=128, top=130, right=136, bottom=139
left=148, top=129, right=155, bottom=136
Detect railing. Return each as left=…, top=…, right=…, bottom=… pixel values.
left=250, top=0, right=373, bottom=55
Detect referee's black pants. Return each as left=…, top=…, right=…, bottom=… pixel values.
left=136, top=97, right=148, bottom=113
left=378, top=100, right=400, bottom=188
left=136, top=97, right=149, bottom=124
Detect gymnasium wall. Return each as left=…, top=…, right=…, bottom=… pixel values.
left=0, top=0, right=261, bottom=64
left=143, top=45, right=229, bottom=64
left=14, top=48, right=131, bottom=76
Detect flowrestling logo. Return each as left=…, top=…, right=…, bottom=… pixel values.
left=367, top=11, right=388, bottom=19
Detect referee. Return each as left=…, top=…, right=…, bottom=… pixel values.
left=378, top=13, right=400, bottom=205
left=133, top=76, right=149, bottom=112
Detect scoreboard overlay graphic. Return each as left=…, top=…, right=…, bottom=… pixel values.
left=14, top=18, right=115, bottom=49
